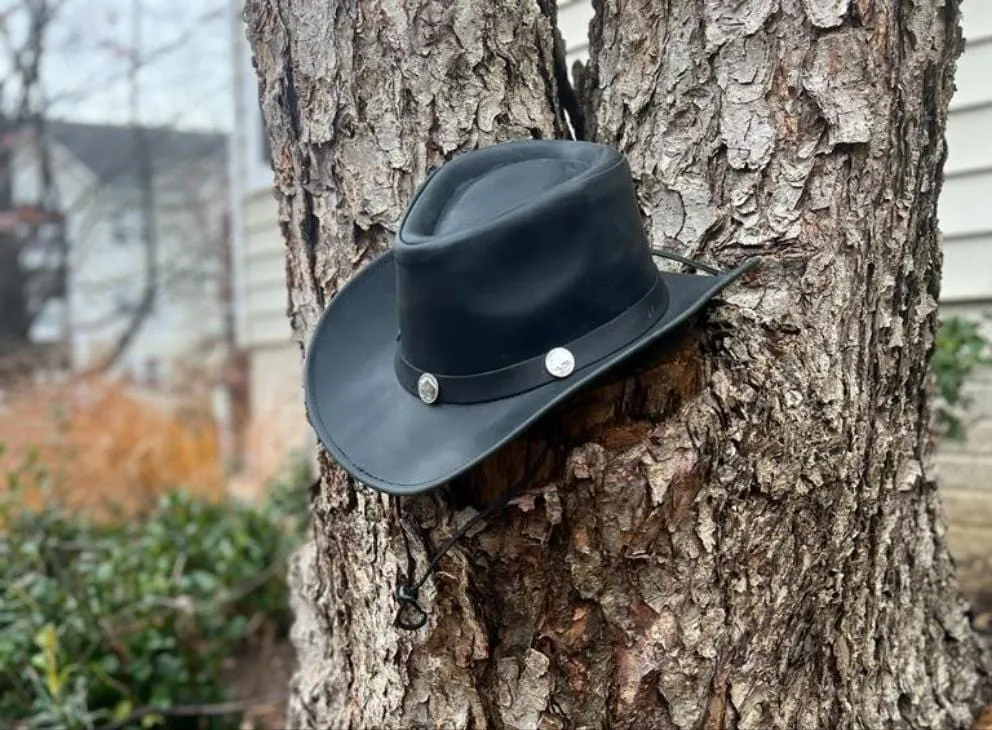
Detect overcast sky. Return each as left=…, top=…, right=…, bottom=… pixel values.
left=26, top=0, right=233, bottom=132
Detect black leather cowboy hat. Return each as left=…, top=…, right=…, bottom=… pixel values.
left=304, top=139, right=754, bottom=496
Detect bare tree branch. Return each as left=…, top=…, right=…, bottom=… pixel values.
left=42, top=5, right=225, bottom=110
left=90, top=0, right=156, bottom=373
left=0, top=0, right=64, bottom=371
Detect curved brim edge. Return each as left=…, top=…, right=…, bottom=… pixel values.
left=303, top=253, right=756, bottom=496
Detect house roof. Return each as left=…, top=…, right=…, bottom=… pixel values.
left=45, top=120, right=226, bottom=188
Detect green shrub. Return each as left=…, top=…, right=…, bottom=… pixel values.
left=0, top=450, right=309, bottom=729
left=934, top=316, right=992, bottom=442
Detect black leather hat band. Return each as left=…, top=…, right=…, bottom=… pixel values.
left=394, top=273, right=670, bottom=405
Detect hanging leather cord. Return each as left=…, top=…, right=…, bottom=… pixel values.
left=393, top=444, right=551, bottom=631
left=649, top=246, right=721, bottom=275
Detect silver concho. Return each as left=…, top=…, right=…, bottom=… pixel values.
left=544, top=347, right=575, bottom=378
left=417, top=373, right=440, bottom=404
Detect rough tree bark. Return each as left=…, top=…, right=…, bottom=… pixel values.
left=245, top=0, right=991, bottom=727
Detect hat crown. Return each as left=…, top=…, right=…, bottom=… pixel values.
left=394, top=140, right=661, bottom=377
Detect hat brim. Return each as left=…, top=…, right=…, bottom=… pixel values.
left=304, top=250, right=753, bottom=496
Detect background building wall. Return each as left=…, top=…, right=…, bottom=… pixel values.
left=18, top=122, right=228, bottom=391
left=926, top=5, right=992, bottom=577
left=229, top=2, right=312, bottom=491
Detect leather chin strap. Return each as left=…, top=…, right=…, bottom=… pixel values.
left=393, top=443, right=551, bottom=631
left=648, top=246, right=720, bottom=275
left=393, top=247, right=723, bottom=406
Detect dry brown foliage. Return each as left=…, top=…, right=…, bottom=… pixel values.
left=0, top=378, right=224, bottom=516
left=973, top=705, right=992, bottom=730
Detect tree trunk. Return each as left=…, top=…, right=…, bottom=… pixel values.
left=244, top=0, right=992, bottom=728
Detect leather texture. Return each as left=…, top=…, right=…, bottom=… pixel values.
left=396, top=141, right=657, bottom=376
left=303, top=139, right=755, bottom=495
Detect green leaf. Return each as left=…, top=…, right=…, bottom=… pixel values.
left=934, top=316, right=991, bottom=441
left=111, top=698, right=133, bottom=721
left=1, top=467, right=306, bottom=726
left=141, top=712, right=165, bottom=728
left=34, top=623, right=57, bottom=653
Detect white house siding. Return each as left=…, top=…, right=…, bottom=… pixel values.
left=942, top=5, right=992, bottom=299
left=230, top=0, right=312, bottom=493
left=935, top=3, right=992, bottom=577
left=242, top=189, right=292, bottom=346
left=238, top=189, right=313, bottom=493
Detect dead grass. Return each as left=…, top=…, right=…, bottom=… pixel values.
left=0, top=378, right=224, bottom=517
